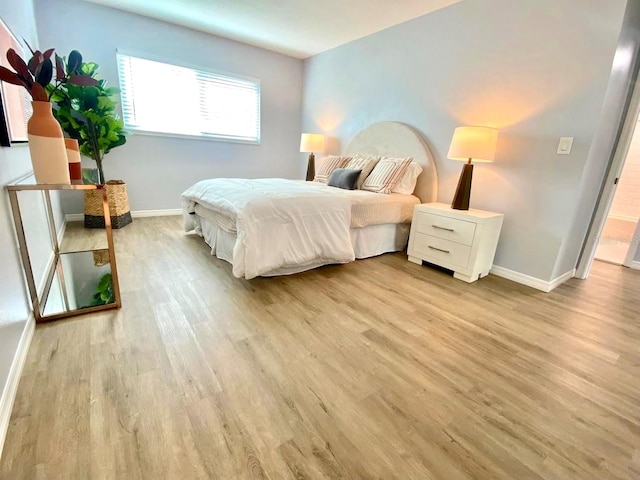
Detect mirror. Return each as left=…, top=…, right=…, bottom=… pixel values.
left=41, top=251, right=115, bottom=317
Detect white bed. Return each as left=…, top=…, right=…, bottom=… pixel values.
left=182, top=122, right=438, bottom=279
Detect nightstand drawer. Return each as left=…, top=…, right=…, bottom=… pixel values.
left=411, top=233, right=471, bottom=268
left=413, top=211, right=477, bottom=246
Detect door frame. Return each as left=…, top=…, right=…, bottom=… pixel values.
left=576, top=72, right=640, bottom=278
left=622, top=217, right=640, bottom=267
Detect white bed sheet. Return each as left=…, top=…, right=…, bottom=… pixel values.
left=193, top=214, right=410, bottom=276
left=184, top=179, right=419, bottom=232
left=183, top=178, right=356, bottom=279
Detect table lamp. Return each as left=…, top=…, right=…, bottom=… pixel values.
left=447, top=126, right=498, bottom=210
left=300, top=133, right=325, bottom=181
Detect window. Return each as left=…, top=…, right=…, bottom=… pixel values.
left=116, top=53, right=260, bottom=143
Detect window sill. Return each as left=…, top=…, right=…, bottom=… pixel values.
left=127, top=128, right=261, bottom=145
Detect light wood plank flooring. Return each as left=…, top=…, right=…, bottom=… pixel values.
left=1, top=216, right=639, bottom=479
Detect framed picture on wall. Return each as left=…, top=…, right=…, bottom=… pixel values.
left=0, top=17, right=30, bottom=146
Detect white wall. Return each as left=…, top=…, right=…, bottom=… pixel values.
left=554, top=0, right=640, bottom=276
left=0, top=0, right=42, bottom=453
left=34, top=0, right=304, bottom=214
left=301, top=0, right=627, bottom=282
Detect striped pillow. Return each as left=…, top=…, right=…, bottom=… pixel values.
left=344, top=154, right=381, bottom=189
left=313, top=155, right=351, bottom=183
left=362, top=156, right=413, bottom=194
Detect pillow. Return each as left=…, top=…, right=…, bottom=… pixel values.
left=392, top=162, right=423, bottom=195
left=327, top=168, right=362, bottom=190
left=362, top=156, right=413, bottom=194
left=313, top=155, right=351, bottom=183
left=344, top=154, right=381, bottom=189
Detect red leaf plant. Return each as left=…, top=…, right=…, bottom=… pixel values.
left=0, top=45, right=97, bottom=102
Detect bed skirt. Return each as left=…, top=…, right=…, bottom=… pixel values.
left=192, top=214, right=410, bottom=277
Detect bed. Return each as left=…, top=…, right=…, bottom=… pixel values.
left=182, top=121, right=438, bottom=279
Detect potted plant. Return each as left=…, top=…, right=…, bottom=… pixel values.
left=0, top=46, right=96, bottom=183
left=49, top=58, right=130, bottom=228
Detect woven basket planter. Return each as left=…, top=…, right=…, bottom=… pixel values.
left=93, top=249, right=110, bottom=266
left=84, top=180, right=132, bottom=229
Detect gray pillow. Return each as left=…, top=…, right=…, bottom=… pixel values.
left=327, top=168, right=362, bottom=190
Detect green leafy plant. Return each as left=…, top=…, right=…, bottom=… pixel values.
left=0, top=45, right=97, bottom=101
left=88, top=273, right=114, bottom=306
left=49, top=57, right=127, bottom=184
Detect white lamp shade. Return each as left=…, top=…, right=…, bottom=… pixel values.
left=300, top=133, right=325, bottom=153
left=447, top=126, right=498, bottom=163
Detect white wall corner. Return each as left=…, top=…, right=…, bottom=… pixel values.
left=490, top=265, right=576, bottom=292
left=0, top=316, right=35, bottom=460
left=548, top=269, right=576, bottom=291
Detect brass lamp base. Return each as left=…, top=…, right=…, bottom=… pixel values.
left=305, top=153, right=315, bottom=181
left=451, top=161, right=473, bottom=210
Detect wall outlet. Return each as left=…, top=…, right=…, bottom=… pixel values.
left=557, top=137, right=574, bottom=155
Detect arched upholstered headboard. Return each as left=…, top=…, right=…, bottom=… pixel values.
left=344, top=121, right=438, bottom=203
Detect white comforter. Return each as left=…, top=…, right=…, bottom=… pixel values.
left=182, top=178, right=355, bottom=279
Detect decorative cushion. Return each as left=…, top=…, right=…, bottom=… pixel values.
left=313, top=155, right=351, bottom=183
left=327, top=168, right=362, bottom=190
left=362, top=156, right=413, bottom=194
left=344, top=154, right=381, bottom=189
left=392, top=162, right=423, bottom=195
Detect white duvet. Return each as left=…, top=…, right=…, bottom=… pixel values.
left=182, top=178, right=355, bottom=279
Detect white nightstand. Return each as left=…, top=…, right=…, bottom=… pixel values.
left=407, top=202, right=504, bottom=283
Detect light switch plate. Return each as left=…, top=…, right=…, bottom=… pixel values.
left=557, top=137, right=574, bottom=155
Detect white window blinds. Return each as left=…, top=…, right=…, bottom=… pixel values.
left=116, top=53, right=260, bottom=143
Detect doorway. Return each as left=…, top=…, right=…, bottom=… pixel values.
left=594, top=119, right=640, bottom=267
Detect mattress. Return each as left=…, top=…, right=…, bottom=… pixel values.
left=192, top=186, right=419, bottom=232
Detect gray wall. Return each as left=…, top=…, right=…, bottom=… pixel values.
left=555, top=0, right=640, bottom=276
left=0, top=0, right=41, bottom=432
left=35, top=0, right=304, bottom=213
left=301, top=0, right=627, bottom=282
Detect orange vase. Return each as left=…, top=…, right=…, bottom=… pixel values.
left=27, top=101, right=70, bottom=184
left=64, top=138, right=82, bottom=181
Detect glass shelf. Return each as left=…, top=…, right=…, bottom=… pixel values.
left=7, top=173, right=104, bottom=191
left=42, top=251, right=115, bottom=317
left=60, top=221, right=109, bottom=253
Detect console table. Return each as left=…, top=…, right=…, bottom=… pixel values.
left=7, top=174, right=122, bottom=322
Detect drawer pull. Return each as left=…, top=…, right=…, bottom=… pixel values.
left=432, top=224, right=454, bottom=232
left=428, top=245, right=450, bottom=254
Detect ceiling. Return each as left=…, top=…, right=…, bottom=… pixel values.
left=80, top=0, right=464, bottom=58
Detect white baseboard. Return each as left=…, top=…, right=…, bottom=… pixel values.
left=65, top=208, right=181, bottom=223
left=490, top=266, right=575, bottom=293
left=65, top=213, right=83, bottom=222
left=630, top=261, right=640, bottom=270
left=607, top=213, right=639, bottom=223
left=0, top=316, right=35, bottom=460
left=548, top=269, right=577, bottom=291
left=131, top=209, right=181, bottom=218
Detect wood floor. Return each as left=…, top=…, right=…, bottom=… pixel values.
left=1, top=216, right=639, bottom=479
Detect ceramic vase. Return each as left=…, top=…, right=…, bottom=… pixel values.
left=64, top=138, right=82, bottom=181
left=27, top=101, right=70, bottom=184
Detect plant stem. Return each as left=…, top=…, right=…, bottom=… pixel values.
left=95, top=157, right=105, bottom=185
left=87, top=119, right=104, bottom=184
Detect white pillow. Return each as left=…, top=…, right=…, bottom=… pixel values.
left=344, top=154, right=380, bottom=189
left=392, top=162, right=423, bottom=195
left=313, top=155, right=351, bottom=183
left=362, top=156, right=413, bottom=194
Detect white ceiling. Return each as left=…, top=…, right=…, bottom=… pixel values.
left=81, top=0, right=463, bottom=58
